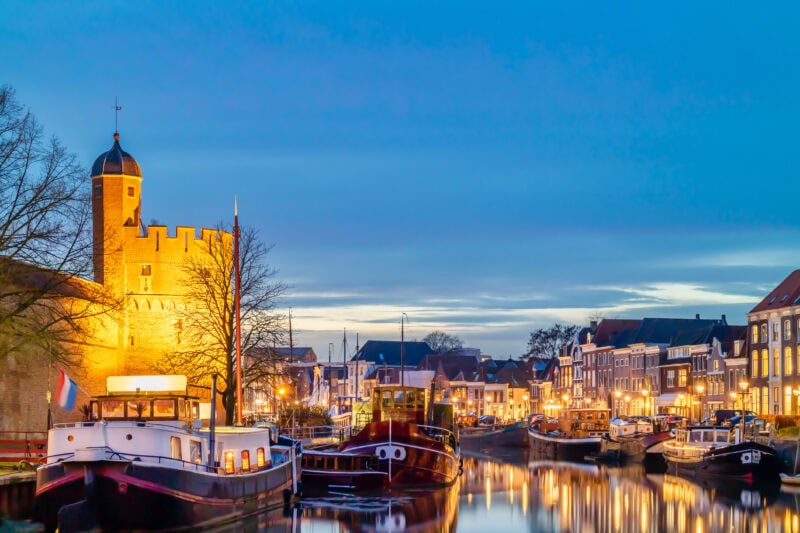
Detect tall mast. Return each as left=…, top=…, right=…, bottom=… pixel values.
left=234, top=196, right=242, bottom=425
left=289, top=309, right=293, bottom=363
left=401, top=313, right=407, bottom=386
left=355, top=333, right=359, bottom=402
left=343, top=328, right=348, bottom=399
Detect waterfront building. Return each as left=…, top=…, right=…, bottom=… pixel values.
left=1, top=132, right=231, bottom=431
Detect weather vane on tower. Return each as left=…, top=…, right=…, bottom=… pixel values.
left=114, top=97, right=122, bottom=133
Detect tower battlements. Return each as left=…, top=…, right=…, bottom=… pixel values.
left=128, top=225, right=232, bottom=256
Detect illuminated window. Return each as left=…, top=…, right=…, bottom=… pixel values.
left=752, top=324, right=759, bottom=344
left=773, top=323, right=780, bottom=342
left=761, top=349, right=768, bottom=377
left=241, top=450, right=250, bottom=471
left=752, top=350, right=758, bottom=377
left=761, top=324, right=768, bottom=342
left=102, top=400, right=125, bottom=418
left=127, top=401, right=150, bottom=419
left=773, top=349, right=780, bottom=377
left=666, top=370, right=675, bottom=388
left=785, top=320, right=792, bottom=341
left=190, top=440, right=202, bottom=464
left=678, top=369, right=687, bottom=387
left=785, top=347, right=793, bottom=376
left=224, top=451, right=234, bottom=474
left=170, top=436, right=182, bottom=460
left=257, top=447, right=265, bottom=468
left=141, top=264, right=151, bottom=276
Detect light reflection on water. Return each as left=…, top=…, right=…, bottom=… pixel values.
left=229, top=450, right=800, bottom=532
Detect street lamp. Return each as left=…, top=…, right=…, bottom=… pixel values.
left=695, top=383, right=705, bottom=422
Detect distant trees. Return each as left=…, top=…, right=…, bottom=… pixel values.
left=156, top=224, right=286, bottom=425
left=522, top=324, right=579, bottom=360
left=0, top=85, right=117, bottom=365
left=422, top=330, right=463, bottom=353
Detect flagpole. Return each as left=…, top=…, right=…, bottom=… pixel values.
left=234, top=196, right=243, bottom=425
left=46, top=344, right=52, bottom=430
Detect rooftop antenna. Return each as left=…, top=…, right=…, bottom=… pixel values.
left=114, top=97, right=122, bottom=133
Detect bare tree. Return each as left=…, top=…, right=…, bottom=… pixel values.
left=422, top=330, right=463, bottom=353
left=522, top=323, right=579, bottom=360
left=156, top=224, right=286, bottom=424
left=0, top=85, right=117, bottom=364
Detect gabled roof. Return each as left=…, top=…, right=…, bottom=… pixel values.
left=353, top=340, right=433, bottom=367
left=633, top=317, right=725, bottom=345
left=591, top=319, right=642, bottom=347
left=750, top=270, right=800, bottom=314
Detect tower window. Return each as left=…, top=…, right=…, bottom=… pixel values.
left=127, top=186, right=135, bottom=197
left=141, top=265, right=151, bottom=276
left=129, top=336, right=135, bottom=346
left=94, top=184, right=102, bottom=196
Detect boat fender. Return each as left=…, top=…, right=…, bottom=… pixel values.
left=458, top=457, right=464, bottom=476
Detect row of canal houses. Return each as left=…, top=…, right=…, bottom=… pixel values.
left=260, top=270, right=800, bottom=424
left=546, top=269, right=800, bottom=421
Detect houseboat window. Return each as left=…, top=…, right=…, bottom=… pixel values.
left=127, top=400, right=151, bottom=419
left=241, top=450, right=250, bottom=471
left=394, top=389, right=405, bottom=407
left=326, top=457, right=335, bottom=469
left=256, top=447, right=265, bottom=467
left=190, top=440, right=202, bottom=464
left=315, top=456, right=324, bottom=468
left=178, top=399, right=187, bottom=418
left=102, top=400, right=125, bottom=418
left=382, top=390, right=392, bottom=409
left=224, top=451, right=234, bottom=473
left=689, top=432, right=702, bottom=443
left=716, top=433, right=728, bottom=443
left=191, top=401, right=200, bottom=419
left=703, top=432, right=714, bottom=443
left=170, top=436, right=182, bottom=460
left=90, top=401, right=99, bottom=420
left=406, top=389, right=416, bottom=408
left=153, top=399, right=176, bottom=418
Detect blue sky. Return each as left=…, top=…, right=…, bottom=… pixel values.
left=4, top=2, right=800, bottom=359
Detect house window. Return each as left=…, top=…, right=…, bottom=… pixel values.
left=761, top=324, right=768, bottom=342
left=678, top=369, right=687, bottom=387
left=130, top=335, right=135, bottom=346
left=666, top=370, right=675, bottom=388
left=785, top=347, right=793, bottom=376
left=786, top=320, right=792, bottom=341
left=773, top=323, right=780, bottom=342
left=752, top=324, right=759, bottom=344
left=127, top=186, right=135, bottom=196
left=141, top=264, right=151, bottom=276
left=761, top=349, right=769, bottom=377
left=773, top=349, right=780, bottom=377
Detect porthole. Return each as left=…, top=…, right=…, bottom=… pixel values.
left=67, top=435, right=74, bottom=442
left=126, top=434, right=133, bottom=440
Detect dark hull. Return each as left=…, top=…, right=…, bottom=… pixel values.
left=340, top=421, right=460, bottom=487
left=460, top=422, right=528, bottom=449
left=605, top=431, right=674, bottom=462
left=36, top=457, right=296, bottom=532
left=301, top=468, right=389, bottom=494
left=528, top=429, right=601, bottom=462
left=664, top=441, right=784, bottom=482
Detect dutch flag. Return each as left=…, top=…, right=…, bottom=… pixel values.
left=55, top=369, right=78, bottom=411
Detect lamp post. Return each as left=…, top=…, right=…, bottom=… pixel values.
left=641, top=389, right=650, bottom=417
left=695, top=383, right=705, bottom=423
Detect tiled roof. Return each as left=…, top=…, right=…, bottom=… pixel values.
left=353, top=340, right=433, bottom=366
left=749, top=270, right=800, bottom=314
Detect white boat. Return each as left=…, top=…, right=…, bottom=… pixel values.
left=35, top=375, right=300, bottom=532
left=780, top=472, right=800, bottom=486
left=528, top=407, right=609, bottom=462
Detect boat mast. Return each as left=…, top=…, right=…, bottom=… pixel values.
left=234, top=196, right=243, bottom=425
left=342, top=329, right=348, bottom=409
left=401, top=313, right=407, bottom=387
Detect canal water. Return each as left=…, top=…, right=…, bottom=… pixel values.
left=13, top=449, right=800, bottom=531
left=208, top=448, right=800, bottom=532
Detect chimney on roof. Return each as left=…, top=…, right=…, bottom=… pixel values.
left=590, top=320, right=598, bottom=329
left=695, top=313, right=701, bottom=320
left=721, top=314, right=727, bottom=325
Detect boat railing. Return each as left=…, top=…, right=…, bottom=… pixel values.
left=417, top=424, right=458, bottom=450
left=280, top=424, right=353, bottom=443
